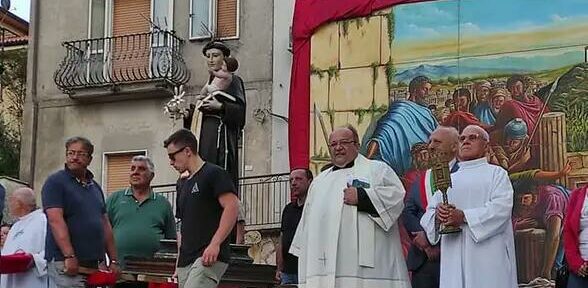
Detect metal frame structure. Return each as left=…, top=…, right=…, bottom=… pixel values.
left=153, top=172, right=291, bottom=229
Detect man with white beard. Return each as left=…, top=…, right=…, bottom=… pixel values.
left=420, top=125, right=517, bottom=288
left=291, top=125, right=410, bottom=288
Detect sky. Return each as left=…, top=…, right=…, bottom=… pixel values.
left=11, top=0, right=30, bottom=21
left=394, top=0, right=588, bottom=41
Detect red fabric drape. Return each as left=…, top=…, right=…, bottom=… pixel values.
left=288, top=0, right=433, bottom=169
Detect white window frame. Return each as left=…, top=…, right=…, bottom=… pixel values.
left=150, top=0, right=175, bottom=78
left=151, top=0, right=174, bottom=31
left=87, top=0, right=113, bottom=81
left=189, top=0, right=240, bottom=40
left=89, top=0, right=174, bottom=80
left=89, top=0, right=173, bottom=37
left=87, top=0, right=112, bottom=40
left=101, top=149, right=148, bottom=194
left=189, top=0, right=215, bottom=40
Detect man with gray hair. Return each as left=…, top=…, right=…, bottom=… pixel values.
left=106, top=155, right=176, bottom=288
left=1, top=188, right=47, bottom=288
left=421, top=125, right=517, bottom=288
left=402, top=126, right=460, bottom=288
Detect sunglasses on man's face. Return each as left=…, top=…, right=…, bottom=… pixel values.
left=459, top=134, right=484, bottom=142
left=168, top=146, right=187, bottom=161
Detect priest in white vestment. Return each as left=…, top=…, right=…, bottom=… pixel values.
left=420, top=125, right=517, bottom=288
left=1, top=188, right=48, bottom=288
left=290, top=125, right=410, bottom=288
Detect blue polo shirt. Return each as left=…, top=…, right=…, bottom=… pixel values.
left=42, top=167, right=106, bottom=261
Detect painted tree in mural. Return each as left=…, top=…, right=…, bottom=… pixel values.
left=540, top=63, right=588, bottom=152
left=0, top=49, right=27, bottom=177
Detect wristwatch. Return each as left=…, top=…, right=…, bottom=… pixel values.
left=64, top=254, right=76, bottom=259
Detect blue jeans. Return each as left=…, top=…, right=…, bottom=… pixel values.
left=568, top=272, right=588, bottom=288
left=280, top=272, right=298, bottom=285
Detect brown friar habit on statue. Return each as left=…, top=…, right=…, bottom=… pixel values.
left=184, top=42, right=246, bottom=186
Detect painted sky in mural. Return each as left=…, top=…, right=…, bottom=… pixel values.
left=392, top=0, right=588, bottom=80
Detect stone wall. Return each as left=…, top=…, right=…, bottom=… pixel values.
left=567, top=151, right=588, bottom=189
left=22, top=0, right=276, bottom=188
left=309, top=11, right=393, bottom=174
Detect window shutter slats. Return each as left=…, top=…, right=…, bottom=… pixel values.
left=112, top=0, right=151, bottom=37
left=216, top=0, right=238, bottom=38
left=106, top=152, right=144, bottom=194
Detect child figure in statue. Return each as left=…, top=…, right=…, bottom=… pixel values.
left=200, top=56, right=239, bottom=96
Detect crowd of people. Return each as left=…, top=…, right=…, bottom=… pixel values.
left=0, top=44, right=585, bottom=287
left=361, top=71, right=581, bottom=287
left=0, top=40, right=249, bottom=288
left=276, top=124, right=587, bottom=288
left=0, top=129, right=240, bottom=288
left=0, top=127, right=586, bottom=288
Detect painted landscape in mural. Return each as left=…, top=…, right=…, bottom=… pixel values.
left=309, top=0, right=588, bottom=284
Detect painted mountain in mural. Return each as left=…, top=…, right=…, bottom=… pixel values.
left=394, top=63, right=525, bottom=82
left=395, top=64, right=455, bottom=81
left=394, top=50, right=583, bottom=82
left=460, top=51, right=584, bottom=73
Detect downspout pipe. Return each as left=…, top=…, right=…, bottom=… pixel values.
left=22, top=0, right=40, bottom=187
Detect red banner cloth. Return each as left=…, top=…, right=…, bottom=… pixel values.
left=288, top=0, right=433, bottom=169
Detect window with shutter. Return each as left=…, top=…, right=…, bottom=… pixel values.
left=112, top=0, right=151, bottom=37
left=104, top=151, right=146, bottom=194
left=190, top=0, right=239, bottom=39
left=216, top=0, right=238, bottom=39
left=88, top=0, right=173, bottom=81
left=111, top=0, right=152, bottom=78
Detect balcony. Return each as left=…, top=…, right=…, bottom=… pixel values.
left=54, top=30, right=190, bottom=99
left=153, top=173, right=291, bottom=230
left=238, top=173, right=291, bottom=230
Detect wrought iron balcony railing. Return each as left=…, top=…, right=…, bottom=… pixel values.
left=54, top=30, right=190, bottom=94
left=239, top=173, right=291, bottom=230
left=153, top=173, right=291, bottom=230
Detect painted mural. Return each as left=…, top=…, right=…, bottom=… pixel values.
left=309, top=0, right=588, bottom=285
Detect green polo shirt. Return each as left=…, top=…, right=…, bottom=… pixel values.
left=106, top=188, right=177, bottom=267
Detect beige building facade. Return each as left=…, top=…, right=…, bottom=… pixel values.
left=21, top=0, right=284, bottom=192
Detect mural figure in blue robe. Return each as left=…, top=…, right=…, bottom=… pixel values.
left=366, top=76, right=438, bottom=176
